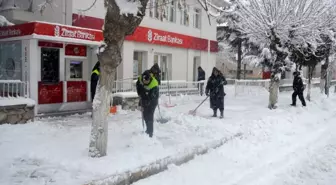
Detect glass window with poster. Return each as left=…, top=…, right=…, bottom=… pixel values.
left=0, top=41, right=22, bottom=81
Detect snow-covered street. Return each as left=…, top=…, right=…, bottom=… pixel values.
left=135, top=89, right=336, bottom=185
left=1, top=86, right=336, bottom=185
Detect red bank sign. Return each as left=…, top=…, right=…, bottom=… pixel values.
left=0, top=20, right=218, bottom=52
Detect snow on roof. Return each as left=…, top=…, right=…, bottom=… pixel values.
left=0, top=15, right=14, bottom=27
left=0, top=97, right=35, bottom=107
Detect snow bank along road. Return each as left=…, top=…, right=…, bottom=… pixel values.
left=134, top=93, right=336, bottom=185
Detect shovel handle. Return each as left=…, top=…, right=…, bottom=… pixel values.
left=193, top=96, right=209, bottom=112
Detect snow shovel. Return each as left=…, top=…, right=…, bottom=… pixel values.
left=188, top=96, right=209, bottom=116
left=156, top=104, right=170, bottom=124
left=141, top=108, right=145, bottom=131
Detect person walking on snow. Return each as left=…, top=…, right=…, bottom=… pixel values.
left=291, top=71, right=306, bottom=107
left=206, top=67, right=227, bottom=119
left=136, top=70, right=159, bottom=138
left=150, top=63, right=161, bottom=85
left=90, top=61, right=100, bottom=102
left=197, top=66, right=206, bottom=96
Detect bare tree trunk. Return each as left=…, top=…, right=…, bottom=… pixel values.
left=268, top=75, right=280, bottom=109
left=243, top=64, right=247, bottom=79
left=89, top=0, right=149, bottom=157
left=89, top=82, right=110, bottom=157
left=236, top=39, right=242, bottom=80
left=306, top=66, right=314, bottom=101
left=321, top=56, right=330, bottom=96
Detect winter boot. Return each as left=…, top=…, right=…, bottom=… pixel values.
left=219, top=110, right=224, bottom=119
left=212, top=109, right=217, bottom=117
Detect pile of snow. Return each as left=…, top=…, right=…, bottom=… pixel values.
left=0, top=86, right=334, bottom=185
left=113, top=92, right=138, bottom=98
left=0, top=15, right=14, bottom=27
left=0, top=97, right=35, bottom=106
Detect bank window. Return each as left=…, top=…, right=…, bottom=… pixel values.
left=167, top=1, right=176, bottom=22
left=154, top=53, right=171, bottom=81
left=41, top=48, right=60, bottom=83
left=133, top=51, right=146, bottom=78
left=193, top=8, right=201, bottom=29
left=180, top=6, right=189, bottom=26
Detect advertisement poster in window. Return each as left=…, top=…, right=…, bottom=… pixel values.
left=67, top=81, right=87, bottom=102
left=38, top=82, right=63, bottom=104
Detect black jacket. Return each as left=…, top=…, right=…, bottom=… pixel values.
left=136, top=75, right=159, bottom=107
left=150, top=63, right=161, bottom=85
left=293, top=75, right=304, bottom=92
left=198, top=69, right=205, bottom=81
left=90, top=61, right=100, bottom=95
left=206, top=74, right=227, bottom=98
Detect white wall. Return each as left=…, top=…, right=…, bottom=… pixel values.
left=2, top=0, right=72, bottom=24
left=120, top=41, right=216, bottom=81
left=71, top=0, right=217, bottom=40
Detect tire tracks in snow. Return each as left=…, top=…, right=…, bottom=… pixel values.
left=224, top=115, right=336, bottom=185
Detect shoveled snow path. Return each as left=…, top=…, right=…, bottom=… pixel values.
left=134, top=96, right=336, bottom=185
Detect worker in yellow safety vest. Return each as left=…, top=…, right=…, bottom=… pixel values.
left=136, top=70, right=159, bottom=138
left=91, top=61, right=100, bottom=102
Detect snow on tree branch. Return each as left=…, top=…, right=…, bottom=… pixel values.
left=38, top=0, right=57, bottom=15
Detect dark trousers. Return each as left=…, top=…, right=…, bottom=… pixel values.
left=292, top=91, right=306, bottom=106
left=143, top=105, right=157, bottom=137
left=198, top=83, right=204, bottom=96
left=91, top=90, right=96, bottom=102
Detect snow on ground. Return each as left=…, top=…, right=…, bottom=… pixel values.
left=134, top=89, right=336, bottom=185
left=0, top=86, right=335, bottom=185
left=0, top=97, right=35, bottom=106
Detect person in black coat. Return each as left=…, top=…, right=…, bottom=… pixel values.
left=291, top=71, right=306, bottom=106
left=90, top=61, right=100, bottom=102
left=136, top=70, right=159, bottom=138
left=150, top=63, right=161, bottom=85
left=205, top=67, right=227, bottom=118
left=197, top=66, right=206, bottom=96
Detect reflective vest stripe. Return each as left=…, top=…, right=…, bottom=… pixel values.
left=138, top=76, right=158, bottom=89
left=92, top=69, right=100, bottom=75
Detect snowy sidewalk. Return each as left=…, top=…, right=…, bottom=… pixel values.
left=0, top=86, right=334, bottom=185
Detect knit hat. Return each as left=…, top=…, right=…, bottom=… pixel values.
left=142, top=70, right=151, bottom=81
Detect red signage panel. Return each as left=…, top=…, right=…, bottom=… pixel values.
left=0, top=17, right=219, bottom=52
left=34, top=22, right=104, bottom=42
left=66, top=81, right=87, bottom=102
left=0, top=22, right=35, bottom=39
left=38, top=82, right=63, bottom=104
left=72, top=14, right=218, bottom=52
left=65, top=44, right=87, bottom=56
left=38, top=41, right=64, bottom=48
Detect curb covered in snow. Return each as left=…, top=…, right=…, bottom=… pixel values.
left=85, top=133, right=243, bottom=185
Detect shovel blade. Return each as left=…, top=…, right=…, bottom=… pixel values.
left=157, top=118, right=170, bottom=124
left=188, top=110, right=196, bottom=116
